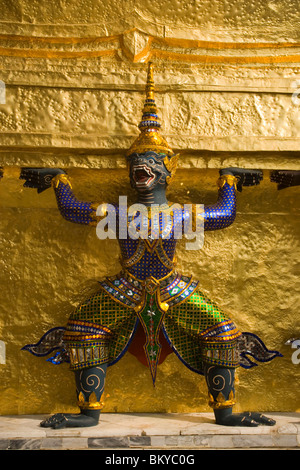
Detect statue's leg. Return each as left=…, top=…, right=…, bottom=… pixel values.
left=40, top=364, right=107, bottom=429
left=204, top=364, right=275, bottom=426
left=164, top=288, right=277, bottom=427
left=40, top=289, right=136, bottom=429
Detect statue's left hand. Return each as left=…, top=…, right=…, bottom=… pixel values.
left=220, top=167, right=263, bottom=192
left=270, top=170, right=300, bottom=190
left=20, top=167, right=65, bottom=193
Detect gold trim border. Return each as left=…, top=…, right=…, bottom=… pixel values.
left=0, top=31, right=300, bottom=63
left=1, top=32, right=299, bottom=49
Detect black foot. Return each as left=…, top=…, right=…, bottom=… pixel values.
left=40, top=413, right=99, bottom=429
left=215, top=411, right=276, bottom=427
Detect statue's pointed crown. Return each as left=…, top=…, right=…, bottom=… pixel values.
left=126, top=62, right=174, bottom=158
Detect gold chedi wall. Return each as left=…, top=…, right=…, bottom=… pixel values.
left=0, top=0, right=299, bottom=415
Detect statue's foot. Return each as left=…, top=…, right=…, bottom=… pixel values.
left=40, top=413, right=99, bottom=429
left=215, top=411, right=276, bottom=427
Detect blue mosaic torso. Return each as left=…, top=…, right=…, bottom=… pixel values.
left=53, top=177, right=236, bottom=292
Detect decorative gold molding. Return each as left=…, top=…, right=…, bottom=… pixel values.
left=153, top=36, right=300, bottom=50
left=0, top=29, right=300, bottom=64
left=0, top=33, right=120, bottom=45
left=151, top=51, right=300, bottom=64
left=0, top=47, right=117, bottom=60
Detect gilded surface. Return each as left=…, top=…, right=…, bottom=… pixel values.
left=0, top=0, right=299, bottom=42
left=0, top=0, right=299, bottom=414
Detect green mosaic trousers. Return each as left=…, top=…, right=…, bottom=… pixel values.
left=63, top=288, right=241, bottom=374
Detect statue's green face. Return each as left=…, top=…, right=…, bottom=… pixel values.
left=128, top=151, right=170, bottom=192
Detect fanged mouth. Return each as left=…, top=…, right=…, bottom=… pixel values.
left=132, top=164, right=155, bottom=186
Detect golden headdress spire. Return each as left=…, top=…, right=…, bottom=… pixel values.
left=126, top=63, right=174, bottom=157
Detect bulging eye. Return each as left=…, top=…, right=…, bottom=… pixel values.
left=148, top=159, right=155, bottom=164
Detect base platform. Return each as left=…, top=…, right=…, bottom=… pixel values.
left=0, top=412, right=299, bottom=451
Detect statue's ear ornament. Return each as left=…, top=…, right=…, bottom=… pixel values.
left=164, top=153, right=180, bottom=184
left=126, top=62, right=179, bottom=181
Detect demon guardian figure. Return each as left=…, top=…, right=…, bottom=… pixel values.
left=21, top=64, right=281, bottom=429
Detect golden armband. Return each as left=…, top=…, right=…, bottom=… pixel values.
left=51, top=173, right=72, bottom=189
left=217, top=174, right=238, bottom=190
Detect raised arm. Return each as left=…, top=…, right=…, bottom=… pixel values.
left=204, top=168, right=263, bottom=231
left=20, top=168, right=99, bottom=226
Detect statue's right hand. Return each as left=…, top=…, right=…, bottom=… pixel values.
left=20, top=168, right=65, bottom=193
